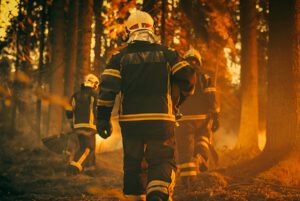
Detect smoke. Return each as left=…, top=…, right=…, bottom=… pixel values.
left=96, top=118, right=122, bottom=153
left=214, top=128, right=238, bottom=150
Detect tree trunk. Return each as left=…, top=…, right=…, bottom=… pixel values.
left=93, top=0, right=104, bottom=75
left=142, top=0, right=156, bottom=14
left=75, top=0, right=93, bottom=91
left=11, top=1, right=23, bottom=133
left=179, top=0, right=208, bottom=40
left=237, top=0, right=259, bottom=151
left=48, top=0, right=65, bottom=137
left=294, top=0, right=300, bottom=150
left=265, top=0, right=297, bottom=153
left=36, top=0, right=47, bottom=138
left=65, top=0, right=79, bottom=97
left=161, top=0, right=167, bottom=45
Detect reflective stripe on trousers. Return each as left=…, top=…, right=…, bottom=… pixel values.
left=146, top=170, right=176, bottom=201
left=177, top=162, right=198, bottom=177
left=70, top=148, right=90, bottom=172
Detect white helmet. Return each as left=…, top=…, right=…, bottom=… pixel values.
left=83, top=74, right=100, bottom=90
left=184, top=49, right=202, bottom=66
left=126, top=11, right=154, bottom=34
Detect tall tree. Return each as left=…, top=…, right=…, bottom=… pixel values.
left=22, top=0, right=33, bottom=74
left=65, top=0, right=79, bottom=97
left=264, top=0, right=298, bottom=152
left=179, top=0, right=208, bottom=41
left=75, top=0, right=93, bottom=90
left=295, top=0, right=300, bottom=149
left=48, top=0, right=66, bottom=137
left=142, top=0, right=156, bottom=14
left=11, top=2, right=23, bottom=132
left=237, top=0, right=259, bottom=151
left=36, top=0, right=47, bottom=138
left=93, top=0, right=104, bottom=75
left=161, top=0, right=167, bottom=45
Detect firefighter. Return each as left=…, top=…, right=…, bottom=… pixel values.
left=96, top=11, right=196, bottom=201
left=175, top=49, right=220, bottom=187
left=65, top=73, right=100, bottom=176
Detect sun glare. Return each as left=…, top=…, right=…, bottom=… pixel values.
left=0, top=0, right=19, bottom=40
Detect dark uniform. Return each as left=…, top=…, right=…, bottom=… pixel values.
left=176, top=72, right=219, bottom=182
left=65, top=85, right=98, bottom=174
left=97, top=41, right=195, bottom=201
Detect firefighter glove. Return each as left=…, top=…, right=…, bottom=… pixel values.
left=96, top=120, right=112, bottom=139
left=211, top=113, right=220, bottom=132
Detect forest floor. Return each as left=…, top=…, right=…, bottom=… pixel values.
left=0, top=132, right=300, bottom=201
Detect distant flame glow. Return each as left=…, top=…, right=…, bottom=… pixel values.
left=224, top=47, right=241, bottom=86
left=258, top=130, right=266, bottom=151
left=96, top=118, right=122, bottom=153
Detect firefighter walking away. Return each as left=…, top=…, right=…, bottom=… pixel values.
left=175, top=49, right=220, bottom=187
left=96, top=11, right=196, bottom=201
left=65, top=74, right=100, bottom=176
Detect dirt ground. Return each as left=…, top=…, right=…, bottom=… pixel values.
left=0, top=133, right=300, bottom=201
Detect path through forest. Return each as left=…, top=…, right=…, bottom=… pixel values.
left=0, top=134, right=299, bottom=201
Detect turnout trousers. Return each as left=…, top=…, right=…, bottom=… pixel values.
left=175, top=118, right=212, bottom=181
left=121, top=131, right=176, bottom=201
left=68, top=128, right=96, bottom=173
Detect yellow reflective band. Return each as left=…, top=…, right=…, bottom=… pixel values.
left=111, top=115, right=119, bottom=120
left=147, top=186, right=168, bottom=195
left=70, top=161, right=83, bottom=172
left=69, top=148, right=90, bottom=172
left=74, top=123, right=96, bottom=129
left=204, top=87, right=216, bottom=93
left=147, top=180, right=169, bottom=195
left=180, top=171, right=198, bottom=177
left=177, top=162, right=197, bottom=169
left=119, top=113, right=175, bottom=122
left=71, top=97, right=76, bottom=108
left=199, top=141, right=210, bottom=150
left=97, top=99, right=115, bottom=107
left=102, top=69, right=121, bottom=79
left=78, top=148, right=90, bottom=165
left=178, top=114, right=208, bottom=121
left=171, top=61, right=189, bottom=75
left=89, top=97, right=94, bottom=127
left=124, top=194, right=146, bottom=201
left=147, top=180, right=170, bottom=189
left=199, top=136, right=210, bottom=144
left=168, top=170, right=176, bottom=201
left=72, top=97, right=76, bottom=125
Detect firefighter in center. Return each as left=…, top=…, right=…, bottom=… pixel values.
left=175, top=49, right=220, bottom=186
left=96, top=11, right=196, bottom=201
left=65, top=73, right=100, bottom=176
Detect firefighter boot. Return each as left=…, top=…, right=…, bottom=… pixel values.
left=66, top=164, right=80, bottom=176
